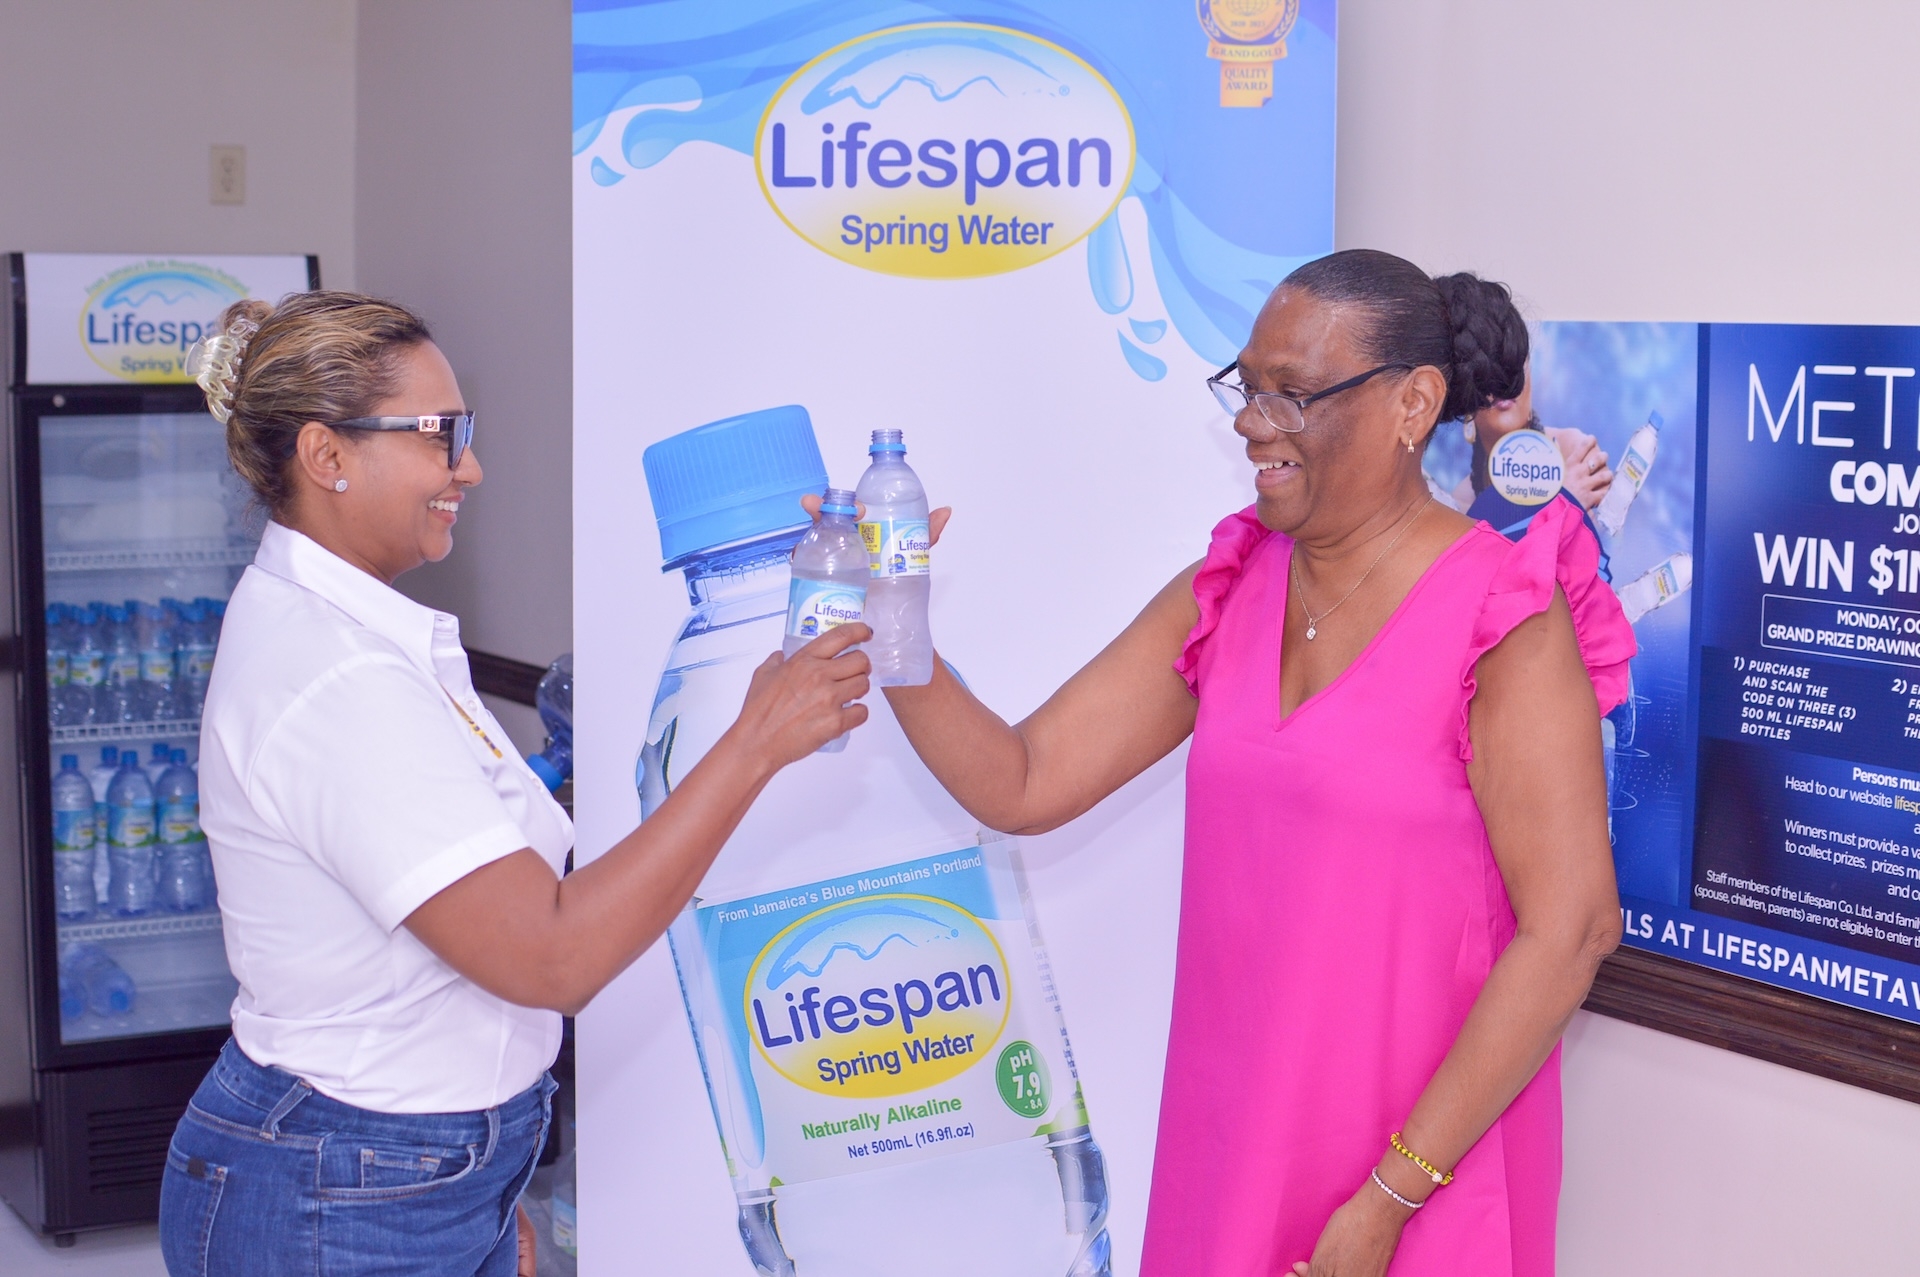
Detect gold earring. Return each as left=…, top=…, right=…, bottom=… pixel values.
left=1463, top=421, right=1476, bottom=443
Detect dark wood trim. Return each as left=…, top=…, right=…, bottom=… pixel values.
left=1583, top=945, right=1920, bottom=1105
left=465, top=648, right=545, bottom=707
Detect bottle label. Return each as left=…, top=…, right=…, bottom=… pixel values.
left=552, top=1198, right=578, bottom=1258
left=785, top=578, right=867, bottom=641
left=681, top=839, right=1086, bottom=1191
left=108, top=805, right=155, bottom=850
left=141, top=649, right=174, bottom=684
left=182, top=645, right=216, bottom=681
left=859, top=518, right=932, bottom=578
left=159, top=800, right=199, bottom=845
left=70, top=651, right=104, bottom=688
left=108, top=652, right=139, bottom=685
left=54, top=808, right=95, bottom=853
left=47, top=651, right=67, bottom=686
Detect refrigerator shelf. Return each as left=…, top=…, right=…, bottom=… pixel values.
left=45, top=539, right=256, bottom=573
left=57, top=911, right=222, bottom=944
left=50, top=718, right=200, bottom=745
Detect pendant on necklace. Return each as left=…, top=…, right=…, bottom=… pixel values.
left=1305, top=624, right=1317, bottom=640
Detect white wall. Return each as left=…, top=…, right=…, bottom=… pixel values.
left=354, top=0, right=573, bottom=736
left=1337, top=2, right=1920, bottom=1271
left=0, top=0, right=355, bottom=286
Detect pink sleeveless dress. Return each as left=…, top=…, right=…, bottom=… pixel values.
left=1141, top=499, right=1635, bottom=1276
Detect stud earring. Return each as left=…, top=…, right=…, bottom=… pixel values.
left=1462, top=421, right=1476, bottom=444
left=333, top=478, right=348, bottom=492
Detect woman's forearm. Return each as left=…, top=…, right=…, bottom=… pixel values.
left=1383, top=917, right=1618, bottom=1196
left=883, top=658, right=1052, bottom=833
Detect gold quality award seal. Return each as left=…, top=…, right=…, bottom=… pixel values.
left=1197, top=0, right=1299, bottom=108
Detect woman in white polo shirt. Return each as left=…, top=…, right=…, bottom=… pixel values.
left=156, top=292, right=871, bottom=1277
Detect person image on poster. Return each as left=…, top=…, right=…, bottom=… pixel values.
left=860, top=251, right=1636, bottom=1276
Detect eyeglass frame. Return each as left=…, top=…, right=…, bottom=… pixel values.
left=1206, top=360, right=1414, bottom=435
left=327, top=414, right=475, bottom=469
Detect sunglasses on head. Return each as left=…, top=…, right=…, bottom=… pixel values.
left=328, top=414, right=474, bottom=469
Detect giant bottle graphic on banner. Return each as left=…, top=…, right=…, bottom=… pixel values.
left=639, top=407, right=1109, bottom=1277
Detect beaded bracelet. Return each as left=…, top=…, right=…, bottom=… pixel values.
left=1390, top=1132, right=1453, bottom=1186
left=1368, top=1168, right=1422, bottom=1211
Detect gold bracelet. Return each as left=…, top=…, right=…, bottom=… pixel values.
left=1390, top=1132, right=1453, bottom=1186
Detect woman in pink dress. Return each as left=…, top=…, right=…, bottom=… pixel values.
left=881, top=249, right=1635, bottom=1275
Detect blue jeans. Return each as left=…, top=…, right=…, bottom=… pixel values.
left=159, top=1040, right=554, bottom=1277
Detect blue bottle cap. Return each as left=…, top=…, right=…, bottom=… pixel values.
left=642, top=406, right=827, bottom=567
left=526, top=751, right=565, bottom=792
left=172, top=749, right=188, bottom=764
left=60, top=754, right=78, bottom=769
left=101, top=747, right=118, bottom=764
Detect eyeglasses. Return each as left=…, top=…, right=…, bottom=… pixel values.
left=1206, top=361, right=1412, bottom=435
left=329, top=414, right=474, bottom=469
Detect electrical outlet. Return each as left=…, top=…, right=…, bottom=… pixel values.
left=210, top=145, right=246, bottom=205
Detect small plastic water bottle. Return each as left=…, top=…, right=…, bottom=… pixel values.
left=1595, top=412, right=1661, bottom=537
left=47, top=605, right=92, bottom=727
left=45, top=604, right=70, bottom=691
left=136, top=602, right=175, bottom=720
left=855, top=430, right=934, bottom=686
left=106, top=754, right=157, bottom=916
left=52, top=755, right=97, bottom=920
left=156, top=751, right=207, bottom=912
left=526, top=653, right=574, bottom=792
left=60, top=944, right=136, bottom=1017
left=786, top=488, right=868, bottom=753
left=86, top=747, right=119, bottom=897
left=178, top=603, right=217, bottom=713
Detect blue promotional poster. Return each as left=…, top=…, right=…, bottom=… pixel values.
left=1472, top=325, right=1920, bottom=1028
left=570, top=4, right=1337, bottom=1275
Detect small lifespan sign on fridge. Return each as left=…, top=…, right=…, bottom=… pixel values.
left=19, top=253, right=316, bottom=386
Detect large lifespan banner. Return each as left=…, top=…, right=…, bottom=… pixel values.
left=1499, top=324, right=1920, bottom=1025
left=570, top=4, right=1336, bottom=1275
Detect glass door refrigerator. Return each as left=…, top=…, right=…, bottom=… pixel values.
left=0, top=252, right=317, bottom=1241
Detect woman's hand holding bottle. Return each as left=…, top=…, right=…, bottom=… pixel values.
left=728, top=624, right=875, bottom=770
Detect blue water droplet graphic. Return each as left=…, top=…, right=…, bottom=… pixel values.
left=590, top=158, right=624, bottom=187
left=1118, top=333, right=1166, bottom=381
left=1086, top=213, right=1132, bottom=315
left=1128, top=317, right=1167, bottom=344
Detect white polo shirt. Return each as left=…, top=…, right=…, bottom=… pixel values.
left=200, top=521, right=573, bottom=1113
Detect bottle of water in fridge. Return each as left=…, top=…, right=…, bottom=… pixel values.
left=52, top=755, right=97, bottom=919
left=105, top=754, right=157, bottom=916
left=156, top=752, right=208, bottom=912
left=60, top=943, right=136, bottom=1017
left=785, top=488, right=867, bottom=753
left=86, top=747, right=119, bottom=900
left=637, top=407, right=1110, bottom=1277
left=855, top=430, right=934, bottom=686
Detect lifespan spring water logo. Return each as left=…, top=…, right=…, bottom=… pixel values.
left=745, top=894, right=1011, bottom=1099
left=77, top=260, right=250, bottom=382
left=754, top=23, right=1134, bottom=279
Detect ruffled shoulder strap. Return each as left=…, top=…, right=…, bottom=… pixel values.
left=1174, top=506, right=1272, bottom=696
left=1458, top=496, right=1637, bottom=760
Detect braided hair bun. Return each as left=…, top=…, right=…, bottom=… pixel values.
left=1279, top=249, right=1528, bottom=427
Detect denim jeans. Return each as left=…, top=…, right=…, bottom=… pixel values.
left=159, top=1039, right=554, bottom=1277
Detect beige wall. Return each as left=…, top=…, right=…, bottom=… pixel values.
left=1337, top=2, right=1920, bottom=1271
left=354, top=0, right=573, bottom=688
left=0, top=0, right=355, bottom=285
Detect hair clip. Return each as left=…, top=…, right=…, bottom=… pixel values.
left=185, top=316, right=260, bottom=424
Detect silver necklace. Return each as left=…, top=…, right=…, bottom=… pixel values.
left=1290, top=497, right=1434, bottom=641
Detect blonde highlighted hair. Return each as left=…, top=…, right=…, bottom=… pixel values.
left=197, top=291, right=432, bottom=514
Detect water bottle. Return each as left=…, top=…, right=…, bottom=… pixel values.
left=52, top=755, right=97, bottom=920
left=86, top=747, right=119, bottom=898
left=526, top=654, right=574, bottom=792
left=59, top=944, right=136, bottom=1017
left=156, top=751, right=207, bottom=911
left=1616, top=552, right=1693, bottom=625
left=785, top=488, right=868, bottom=754
left=136, top=602, right=176, bottom=719
left=142, top=741, right=170, bottom=783
left=855, top=429, right=935, bottom=686
left=1595, top=411, right=1661, bottom=537
left=105, top=754, right=157, bottom=916
left=70, top=604, right=106, bottom=701
left=46, top=605, right=91, bottom=727
left=45, top=604, right=70, bottom=691
left=178, top=603, right=217, bottom=715
left=638, top=407, right=1109, bottom=1277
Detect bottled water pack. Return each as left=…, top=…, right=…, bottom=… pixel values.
left=638, top=407, right=1110, bottom=1277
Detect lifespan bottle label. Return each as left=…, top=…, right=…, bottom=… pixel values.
left=679, top=841, right=1087, bottom=1190
left=786, top=578, right=867, bottom=641
left=859, top=518, right=931, bottom=578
